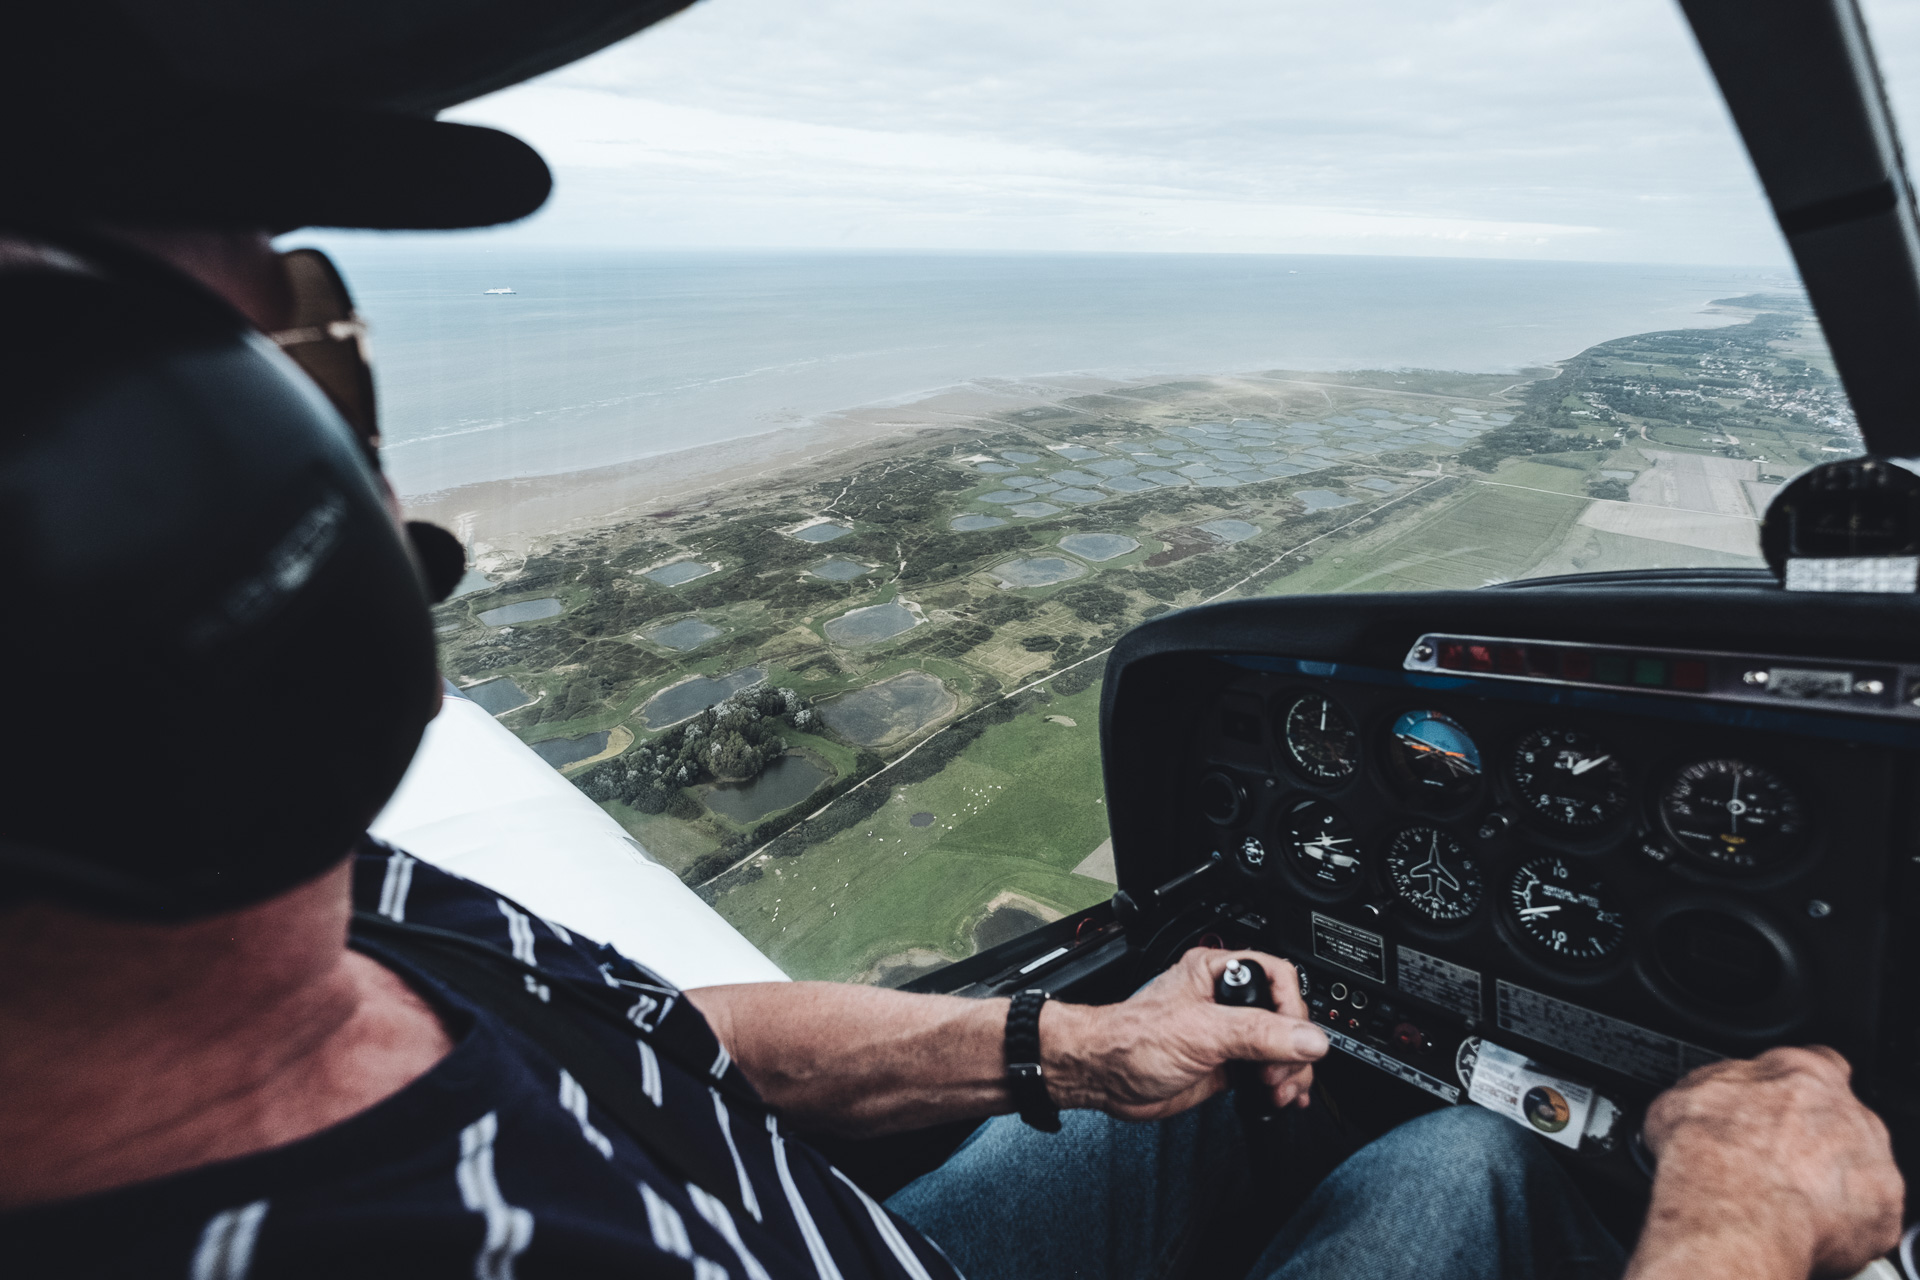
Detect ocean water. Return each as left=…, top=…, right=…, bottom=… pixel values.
left=304, top=244, right=1790, bottom=498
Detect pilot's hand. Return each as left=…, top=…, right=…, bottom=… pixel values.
left=1629, top=1046, right=1903, bottom=1280
left=1051, top=947, right=1327, bottom=1122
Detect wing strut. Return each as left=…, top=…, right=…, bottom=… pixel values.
left=1679, top=0, right=1920, bottom=456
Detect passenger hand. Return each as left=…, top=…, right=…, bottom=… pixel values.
left=1047, top=947, right=1327, bottom=1121
left=1629, top=1046, right=1903, bottom=1280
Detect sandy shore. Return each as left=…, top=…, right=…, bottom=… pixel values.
left=402, top=373, right=1121, bottom=563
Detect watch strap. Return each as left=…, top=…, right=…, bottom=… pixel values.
left=1004, top=988, right=1062, bottom=1133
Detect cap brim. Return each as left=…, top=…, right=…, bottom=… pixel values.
left=4, top=99, right=551, bottom=231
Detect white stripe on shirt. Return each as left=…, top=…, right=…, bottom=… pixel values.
left=190, top=1199, right=268, bottom=1280
left=637, top=1040, right=664, bottom=1107
left=497, top=900, right=537, bottom=964
left=558, top=1070, right=614, bottom=1160
left=767, top=1114, right=844, bottom=1280
left=710, top=1088, right=763, bottom=1223
left=456, top=1112, right=534, bottom=1280
left=710, top=1044, right=733, bottom=1080
left=831, top=1168, right=937, bottom=1280
left=640, top=1182, right=694, bottom=1258
left=688, top=1184, right=773, bottom=1280
left=377, top=852, right=416, bottom=921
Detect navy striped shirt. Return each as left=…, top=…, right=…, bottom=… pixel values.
left=1, top=845, right=962, bottom=1280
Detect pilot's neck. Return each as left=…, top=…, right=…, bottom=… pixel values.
left=0, top=859, right=450, bottom=1210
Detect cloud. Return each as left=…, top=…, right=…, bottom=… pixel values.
left=431, top=0, right=1920, bottom=263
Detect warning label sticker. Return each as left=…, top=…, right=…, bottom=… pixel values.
left=1312, top=913, right=1386, bottom=983
left=1397, top=946, right=1481, bottom=1021
left=1496, top=981, right=1721, bottom=1087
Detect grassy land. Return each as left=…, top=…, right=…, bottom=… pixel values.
left=711, top=681, right=1112, bottom=980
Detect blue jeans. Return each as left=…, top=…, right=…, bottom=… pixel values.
left=887, top=1102, right=1625, bottom=1280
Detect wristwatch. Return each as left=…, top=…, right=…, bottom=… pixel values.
left=1004, top=988, right=1062, bottom=1132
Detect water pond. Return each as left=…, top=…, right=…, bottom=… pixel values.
left=640, top=666, right=767, bottom=728
left=1296, top=490, right=1357, bottom=512
left=994, top=556, right=1086, bottom=588
left=478, top=597, right=561, bottom=626
left=531, top=731, right=610, bottom=769
left=1009, top=502, right=1062, bottom=518
left=951, top=514, right=1007, bottom=531
left=1356, top=477, right=1400, bottom=492
left=818, top=671, right=956, bottom=746
left=1000, top=450, right=1041, bottom=463
left=1051, top=487, right=1106, bottom=504
left=811, top=558, right=870, bottom=581
left=823, top=601, right=918, bottom=646
left=647, top=619, right=723, bottom=650
left=644, top=560, right=717, bottom=586
left=1199, top=519, right=1260, bottom=542
left=975, top=461, right=1017, bottom=473
left=1050, top=446, right=1103, bottom=461
left=1101, top=475, right=1157, bottom=493
left=793, top=523, right=853, bottom=543
left=462, top=677, right=533, bottom=715
left=705, top=754, right=832, bottom=824
left=974, top=905, right=1047, bottom=951
left=1058, top=533, right=1139, bottom=562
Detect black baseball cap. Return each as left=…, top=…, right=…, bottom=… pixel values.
left=3, top=1, right=693, bottom=230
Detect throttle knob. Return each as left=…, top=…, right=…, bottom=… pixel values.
left=1214, top=959, right=1280, bottom=1125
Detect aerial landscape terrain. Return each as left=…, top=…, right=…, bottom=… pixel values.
left=428, top=295, right=1855, bottom=983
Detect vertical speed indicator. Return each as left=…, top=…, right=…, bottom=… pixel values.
left=1281, top=693, right=1360, bottom=783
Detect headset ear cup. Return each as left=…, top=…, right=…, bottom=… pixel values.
left=406, top=520, right=468, bottom=602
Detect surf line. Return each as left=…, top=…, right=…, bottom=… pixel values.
left=697, top=476, right=1451, bottom=891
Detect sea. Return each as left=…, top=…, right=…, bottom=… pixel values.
left=298, top=243, right=1793, bottom=500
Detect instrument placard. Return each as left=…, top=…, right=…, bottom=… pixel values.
left=1497, top=981, right=1720, bottom=1087
left=1398, top=945, right=1482, bottom=1021
left=1312, top=912, right=1386, bottom=983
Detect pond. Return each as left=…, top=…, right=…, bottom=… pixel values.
left=1199, top=519, right=1260, bottom=542
left=818, top=672, right=956, bottom=746
left=974, top=904, right=1047, bottom=951
left=647, top=619, right=722, bottom=650
left=705, top=754, right=832, bottom=824
left=951, top=514, right=1007, bottom=531
left=1058, top=533, right=1140, bottom=561
left=1296, top=489, right=1357, bottom=511
left=810, top=558, right=870, bottom=581
left=1000, top=450, right=1041, bottom=463
left=994, top=556, right=1086, bottom=588
left=643, top=560, right=717, bottom=586
left=1010, top=502, right=1062, bottom=518
left=462, top=677, right=533, bottom=716
left=977, top=490, right=1026, bottom=505
left=823, top=601, right=918, bottom=645
left=1051, top=487, right=1106, bottom=504
left=1100, top=475, right=1157, bottom=493
left=975, top=461, right=1017, bottom=473
left=793, top=523, right=853, bottom=542
left=1356, top=477, right=1400, bottom=492
left=1050, top=446, right=1103, bottom=461
left=640, top=666, right=767, bottom=728
left=477, top=597, right=561, bottom=626
left=532, top=731, right=610, bottom=769
left=449, top=567, right=494, bottom=598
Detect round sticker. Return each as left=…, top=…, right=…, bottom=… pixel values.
left=1523, top=1085, right=1571, bottom=1134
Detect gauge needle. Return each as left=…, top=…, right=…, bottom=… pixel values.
left=1729, top=768, right=1744, bottom=833
left=1518, top=905, right=1560, bottom=918
left=1569, top=754, right=1612, bottom=776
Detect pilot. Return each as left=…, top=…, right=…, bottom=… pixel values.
left=0, top=5, right=1902, bottom=1279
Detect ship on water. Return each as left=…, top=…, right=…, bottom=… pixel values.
left=482, top=286, right=515, bottom=295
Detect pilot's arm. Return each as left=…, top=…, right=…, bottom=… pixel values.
left=686, top=947, right=1328, bottom=1136
left=1626, top=1047, right=1903, bottom=1280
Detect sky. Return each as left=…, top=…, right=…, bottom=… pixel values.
left=422, top=0, right=1920, bottom=265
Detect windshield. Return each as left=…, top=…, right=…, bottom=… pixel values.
left=299, top=0, right=1908, bottom=984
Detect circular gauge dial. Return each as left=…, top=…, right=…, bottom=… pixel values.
left=1659, top=759, right=1807, bottom=871
left=1511, top=728, right=1630, bottom=829
left=1386, top=826, right=1483, bottom=923
left=1386, top=710, right=1482, bottom=803
left=1237, top=834, right=1269, bottom=873
left=1506, top=856, right=1627, bottom=963
left=1282, top=693, right=1360, bottom=783
left=1282, top=799, right=1362, bottom=890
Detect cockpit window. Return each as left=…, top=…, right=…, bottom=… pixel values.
left=299, top=0, right=1898, bottom=982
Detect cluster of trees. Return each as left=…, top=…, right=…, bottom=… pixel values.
left=577, top=685, right=812, bottom=815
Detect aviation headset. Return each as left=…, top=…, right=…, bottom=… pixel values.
left=0, top=235, right=445, bottom=920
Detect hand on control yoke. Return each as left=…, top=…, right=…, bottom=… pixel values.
left=1054, top=947, right=1326, bottom=1122
left=1629, top=1046, right=1903, bottom=1280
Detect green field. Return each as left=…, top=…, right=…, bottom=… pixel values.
left=711, top=680, right=1112, bottom=980
left=1254, top=477, right=1587, bottom=595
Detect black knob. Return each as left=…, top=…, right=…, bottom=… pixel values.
left=1215, top=960, right=1280, bottom=1125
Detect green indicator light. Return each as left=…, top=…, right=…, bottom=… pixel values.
left=1633, top=657, right=1667, bottom=687
left=1594, top=654, right=1631, bottom=684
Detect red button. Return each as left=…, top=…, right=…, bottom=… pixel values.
left=1672, top=659, right=1708, bottom=692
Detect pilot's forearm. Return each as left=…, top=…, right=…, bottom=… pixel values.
left=686, top=982, right=1074, bottom=1136
left=1624, top=1154, right=1816, bottom=1280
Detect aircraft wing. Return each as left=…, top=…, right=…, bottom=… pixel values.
left=370, top=684, right=787, bottom=989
